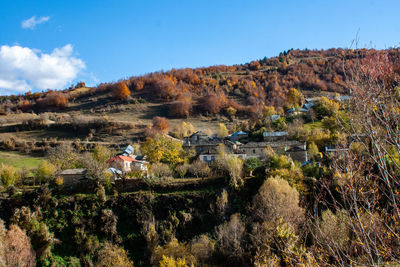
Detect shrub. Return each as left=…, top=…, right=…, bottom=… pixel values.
left=111, top=82, right=130, bottom=100
left=92, top=145, right=113, bottom=163
left=217, top=123, right=229, bottom=138
left=3, top=224, right=36, bottom=267
left=151, top=163, right=173, bottom=178
left=252, top=177, right=304, bottom=227
left=188, top=160, right=211, bottom=178
left=96, top=242, right=133, bottom=267
left=316, top=209, right=350, bottom=250
left=35, top=161, right=57, bottom=184
left=0, top=164, right=19, bottom=188
left=152, top=238, right=196, bottom=266
left=215, top=213, right=245, bottom=264
left=175, top=163, right=189, bottom=178
left=190, top=235, right=215, bottom=264
left=152, top=116, right=170, bottom=134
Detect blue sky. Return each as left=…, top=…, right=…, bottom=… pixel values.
left=0, top=0, right=399, bottom=94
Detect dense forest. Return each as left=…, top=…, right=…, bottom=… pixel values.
left=1, top=48, right=400, bottom=266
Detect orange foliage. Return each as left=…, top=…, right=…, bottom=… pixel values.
left=152, top=116, right=170, bottom=133
left=112, top=82, right=130, bottom=100
left=38, top=92, right=68, bottom=109
left=169, top=93, right=193, bottom=117
left=199, top=93, right=228, bottom=114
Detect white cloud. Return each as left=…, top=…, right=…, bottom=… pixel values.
left=0, top=44, right=86, bottom=94
left=21, top=16, right=50, bottom=29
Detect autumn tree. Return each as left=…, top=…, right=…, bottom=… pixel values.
left=152, top=116, right=170, bottom=134
left=38, top=92, right=68, bottom=109
left=92, top=145, right=113, bottom=163
left=216, top=146, right=244, bottom=189
left=199, top=93, right=228, bottom=114
left=323, top=50, right=400, bottom=265
left=151, top=163, right=173, bottom=178
left=152, top=238, right=196, bottom=266
left=313, top=96, right=340, bottom=119
left=0, top=164, right=19, bottom=188
left=48, top=142, right=80, bottom=170
left=188, top=160, right=211, bottom=178
left=170, top=93, right=193, bottom=117
left=96, top=242, right=133, bottom=267
left=217, top=123, right=229, bottom=138
left=35, top=160, right=57, bottom=184
left=215, top=213, right=246, bottom=265
left=3, top=224, right=36, bottom=267
left=141, top=135, right=184, bottom=165
left=252, top=176, right=304, bottom=227
left=172, top=121, right=195, bottom=139
left=286, top=88, right=304, bottom=109
left=111, top=82, right=130, bottom=100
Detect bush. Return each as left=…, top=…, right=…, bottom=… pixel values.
left=3, top=223, right=36, bottom=267
left=313, top=96, right=340, bottom=119
left=35, top=161, right=57, bottom=184
left=215, top=213, right=245, bottom=264
left=0, top=164, right=19, bottom=188
left=190, top=235, right=215, bottom=264
left=152, top=238, right=196, bottom=266
left=151, top=163, right=172, bottom=178
left=188, top=160, right=211, bottom=178
left=252, top=177, right=304, bottom=228
left=175, top=163, right=189, bottom=178
left=316, top=209, right=350, bottom=250
left=111, top=82, right=130, bottom=100
left=92, top=145, right=113, bottom=163
left=152, top=116, right=170, bottom=134
left=96, top=242, right=133, bottom=267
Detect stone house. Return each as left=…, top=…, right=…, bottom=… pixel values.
left=240, top=140, right=308, bottom=163
left=263, top=131, right=288, bottom=142
left=184, top=131, right=210, bottom=145
left=59, top=168, right=87, bottom=187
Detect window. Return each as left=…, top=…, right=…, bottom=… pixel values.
left=253, top=149, right=256, bottom=154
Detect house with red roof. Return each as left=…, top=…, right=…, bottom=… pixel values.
left=107, top=155, right=137, bottom=172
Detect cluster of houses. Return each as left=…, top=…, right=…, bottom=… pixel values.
left=57, top=95, right=356, bottom=188
left=59, top=145, right=149, bottom=187
left=184, top=130, right=308, bottom=164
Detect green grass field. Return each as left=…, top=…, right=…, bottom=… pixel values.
left=0, top=151, right=44, bottom=171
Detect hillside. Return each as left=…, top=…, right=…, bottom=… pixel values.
left=2, top=48, right=391, bottom=117
left=1, top=47, right=399, bottom=149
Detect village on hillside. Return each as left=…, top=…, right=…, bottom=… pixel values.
left=57, top=95, right=352, bottom=188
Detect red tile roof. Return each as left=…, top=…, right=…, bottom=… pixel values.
left=107, top=155, right=137, bottom=163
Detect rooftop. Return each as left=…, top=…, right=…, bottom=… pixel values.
left=60, top=168, right=87, bottom=175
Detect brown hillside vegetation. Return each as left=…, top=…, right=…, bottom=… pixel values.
left=1, top=48, right=400, bottom=119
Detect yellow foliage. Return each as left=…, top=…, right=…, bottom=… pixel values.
left=159, top=255, right=190, bottom=267
left=141, top=135, right=184, bottom=165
